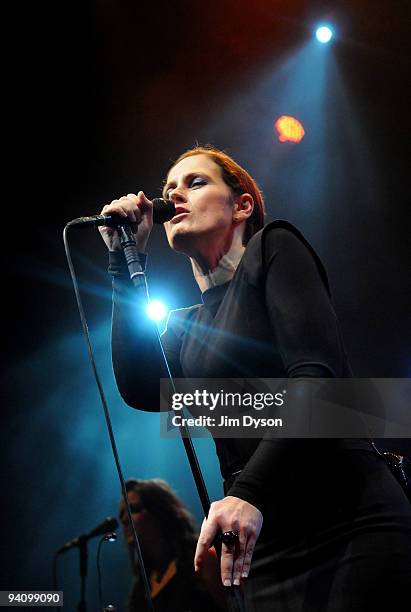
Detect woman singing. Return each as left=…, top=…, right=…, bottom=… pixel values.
left=100, top=146, right=411, bottom=610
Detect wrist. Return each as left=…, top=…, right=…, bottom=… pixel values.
left=108, top=250, right=148, bottom=276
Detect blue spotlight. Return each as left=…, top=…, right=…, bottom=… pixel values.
left=146, top=299, right=168, bottom=322
left=315, top=25, right=333, bottom=44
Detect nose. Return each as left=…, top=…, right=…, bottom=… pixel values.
left=169, top=186, right=187, bottom=204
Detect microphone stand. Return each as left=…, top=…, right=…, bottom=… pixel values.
left=117, top=223, right=212, bottom=515
left=117, top=224, right=245, bottom=612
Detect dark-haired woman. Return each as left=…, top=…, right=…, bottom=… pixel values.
left=119, top=478, right=226, bottom=611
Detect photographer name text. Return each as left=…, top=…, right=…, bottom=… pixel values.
left=171, top=414, right=283, bottom=429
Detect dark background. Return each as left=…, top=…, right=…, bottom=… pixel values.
left=2, top=1, right=410, bottom=609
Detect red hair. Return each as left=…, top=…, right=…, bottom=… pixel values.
left=167, top=145, right=266, bottom=244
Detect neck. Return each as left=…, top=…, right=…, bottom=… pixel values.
left=191, top=226, right=245, bottom=293
left=131, top=543, right=173, bottom=577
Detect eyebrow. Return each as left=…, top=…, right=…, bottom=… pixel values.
left=163, top=171, right=212, bottom=198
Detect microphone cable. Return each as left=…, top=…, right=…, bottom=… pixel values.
left=63, top=224, right=154, bottom=612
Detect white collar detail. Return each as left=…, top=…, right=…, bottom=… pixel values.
left=191, top=236, right=245, bottom=293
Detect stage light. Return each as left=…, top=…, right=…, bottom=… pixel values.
left=146, top=300, right=168, bottom=322
left=315, top=25, right=333, bottom=44
left=274, top=115, right=305, bottom=143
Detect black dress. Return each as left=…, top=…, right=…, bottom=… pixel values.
left=110, top=221, right=411, bottom=611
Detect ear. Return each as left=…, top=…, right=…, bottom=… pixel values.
left=232, top=193, right=254, bottom=223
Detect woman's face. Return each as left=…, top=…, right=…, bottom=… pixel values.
left=119, top=490, right=162, bottom=548
left=163, top=154, right=236, bottom=253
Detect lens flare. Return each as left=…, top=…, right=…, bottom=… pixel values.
left=146, top=300, right=168, bottom=322
left=274, top=115, right=305, bottom=143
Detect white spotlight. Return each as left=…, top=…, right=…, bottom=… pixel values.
left=315, top=25, right=333, bottom=44
left=146, top=300, right=168, bottom=322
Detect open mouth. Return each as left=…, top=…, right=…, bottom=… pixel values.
left=170, top=207, right=189, bottom=224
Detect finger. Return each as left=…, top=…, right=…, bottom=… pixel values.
left=101, top=202, right=128, bottom=217
left=137, top=190, right=150, bottom=202
left=195, top=522, right=218, bottom=570
left=123, top=195, right=143, bottom=226
left=231, top=532, right=247, bottom=586
left=220, top=541, right=238, bottom=587
left=115, top=197, right=139, bottom=217
left=124, top=192, right=152, bottom=223
left=194, top=519, right=219, bottom=572
left=136, top=191, right=154, bottom=213
left=98, top=204, right=127, bottom=235
left=104, top=202, right=139, bottom=224
left=239, top=535, right=257, bottom=580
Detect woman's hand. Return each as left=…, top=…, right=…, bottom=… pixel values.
left=98, top=191, right=153, bottom=252
left=195, top=496, right=263, bottom=587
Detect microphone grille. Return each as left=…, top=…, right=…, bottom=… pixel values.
left=152, top=198, right=175, bottom=224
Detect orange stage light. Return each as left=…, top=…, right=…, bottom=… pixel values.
left=274, top=115, right=305, bottom=143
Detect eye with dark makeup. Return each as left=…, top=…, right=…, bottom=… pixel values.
left=164, top=174, right=208, bottom=199
left=189, top=176, right=207, bottom=188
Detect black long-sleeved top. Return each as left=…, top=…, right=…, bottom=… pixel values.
left=110, top=221, right=370, bottom=512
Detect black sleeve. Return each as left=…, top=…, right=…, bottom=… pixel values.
left=262, top=227, right=345, bottom=378
left=110, top=251, right=184, bottom=411
left=227, top=227, right=345, bottom=511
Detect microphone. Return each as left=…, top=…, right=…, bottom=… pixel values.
left=57, top=516, right=119, bottom=554
left=67, top=197, right=175, bottom=228
left=87, top=516, right=119, bottom=539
